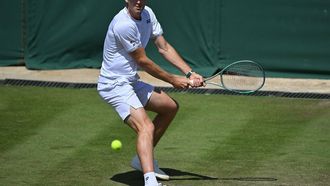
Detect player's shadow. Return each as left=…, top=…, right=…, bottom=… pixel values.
left=110, top=168, right=278, bottom=185
left=110, top=168, right=218, bottom=186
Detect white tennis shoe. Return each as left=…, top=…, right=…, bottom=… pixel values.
left=130, top=155, right=170, bottom=180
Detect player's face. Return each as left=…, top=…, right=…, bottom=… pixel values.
left=126, top=0, right=147, bottom=20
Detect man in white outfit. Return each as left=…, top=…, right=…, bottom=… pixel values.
left=98, top=0, right=204, bottom=185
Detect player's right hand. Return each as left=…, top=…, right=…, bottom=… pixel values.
left=171, top=75, right=191, bottom=89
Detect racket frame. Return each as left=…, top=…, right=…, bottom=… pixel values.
left=204, top=60, right=266, bottom=94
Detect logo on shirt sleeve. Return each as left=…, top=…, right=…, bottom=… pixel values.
left=130, top=41, right=136, bottom=47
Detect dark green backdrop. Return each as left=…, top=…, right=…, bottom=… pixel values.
left=1, top=0, right=330, bottom=78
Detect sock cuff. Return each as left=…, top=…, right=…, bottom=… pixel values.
left=144, top=172, right=157, bottom=185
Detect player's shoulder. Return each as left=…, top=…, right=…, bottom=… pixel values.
left=113, top=8, right=131, bottom=23
left=143, top=6, right=156, bottom=16
left=112, top=9, right=136, bottom=33
left=144, top=6, right=153, bottom=12
left=142, top=6, right=159, bottom=23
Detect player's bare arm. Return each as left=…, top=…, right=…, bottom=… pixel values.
left=129, top=47, right=190, bottom=89
left=154, top=35, right=204, bottom=86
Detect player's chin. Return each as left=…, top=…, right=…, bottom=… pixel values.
left=136, top=6, right=144, bottom=12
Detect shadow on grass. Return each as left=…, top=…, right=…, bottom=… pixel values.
left=110, top=170, right=143, bottom=186
left=110, top=168, right=277, bottom=185
left=110, top=168, right=217, bottom=186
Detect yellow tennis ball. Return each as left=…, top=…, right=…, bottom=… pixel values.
left=111, top=140, right=122, bottom=151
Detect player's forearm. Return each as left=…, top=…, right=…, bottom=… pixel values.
left=155, top=36, right=192, bottom=75
left=137, top=56, right=175, bottom=84
left=158, top=43, right=192, bottom=75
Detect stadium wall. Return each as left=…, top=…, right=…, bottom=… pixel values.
left=0, top=0, right=329, bottom=78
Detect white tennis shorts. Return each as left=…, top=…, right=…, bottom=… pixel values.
left=97, top=80, right=154, bottom=121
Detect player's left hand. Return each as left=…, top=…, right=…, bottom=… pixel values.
left=189, top=72, right=205, bottom=87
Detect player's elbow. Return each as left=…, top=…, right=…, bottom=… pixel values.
left=130, top=48, right=150, bottom=67
left=135, top=56, right=151, bottom=68
left=157, top=41, right=170, bottom=55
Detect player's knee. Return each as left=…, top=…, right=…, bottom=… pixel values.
left=138, top=116, right=155, bottom=133
left=141, top=122, right=155, bottom=135
left=170, top=98, right=179, bottom=113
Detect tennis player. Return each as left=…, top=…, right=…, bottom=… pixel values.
left=97, top=0, right=203, bottom=185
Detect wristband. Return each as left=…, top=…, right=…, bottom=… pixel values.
left=185, top=71, right=193, bottom=78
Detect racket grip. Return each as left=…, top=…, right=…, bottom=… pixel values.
left=189, top=79, right=206, bottom=87
left=189, top=79, right=194, bottom=86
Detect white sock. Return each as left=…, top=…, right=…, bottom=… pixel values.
left=144, top=172, right=158, bottom=186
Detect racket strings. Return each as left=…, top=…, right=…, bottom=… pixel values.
left=222, top=64, right=264, bottom=92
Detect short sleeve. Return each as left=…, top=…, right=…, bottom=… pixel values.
left=145, top=6, right=163, bottom=38
left=113, top=23, right=142, bottom=52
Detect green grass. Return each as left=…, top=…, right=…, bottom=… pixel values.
left=0, top=85, right=329, bottom=186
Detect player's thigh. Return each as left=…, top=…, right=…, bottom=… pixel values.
left=145, top=90, right=178, bottom=114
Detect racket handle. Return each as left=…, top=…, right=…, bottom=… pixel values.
left=189, top=79, right=207, bottom=87
left=189, top=79, right=194, bottom=86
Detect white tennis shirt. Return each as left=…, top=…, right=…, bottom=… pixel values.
left=99, top=6, right=163, bottom=84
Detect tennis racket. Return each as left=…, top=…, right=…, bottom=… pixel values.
left=195, top=60, right=265, bottom=94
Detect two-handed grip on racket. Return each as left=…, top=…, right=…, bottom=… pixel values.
left=189, top=79, right=194, bottom=85
left=189, top=79, right=205, bottom=87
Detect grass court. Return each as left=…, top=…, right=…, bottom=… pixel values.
left=0, top=86, right=329, bottom=185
